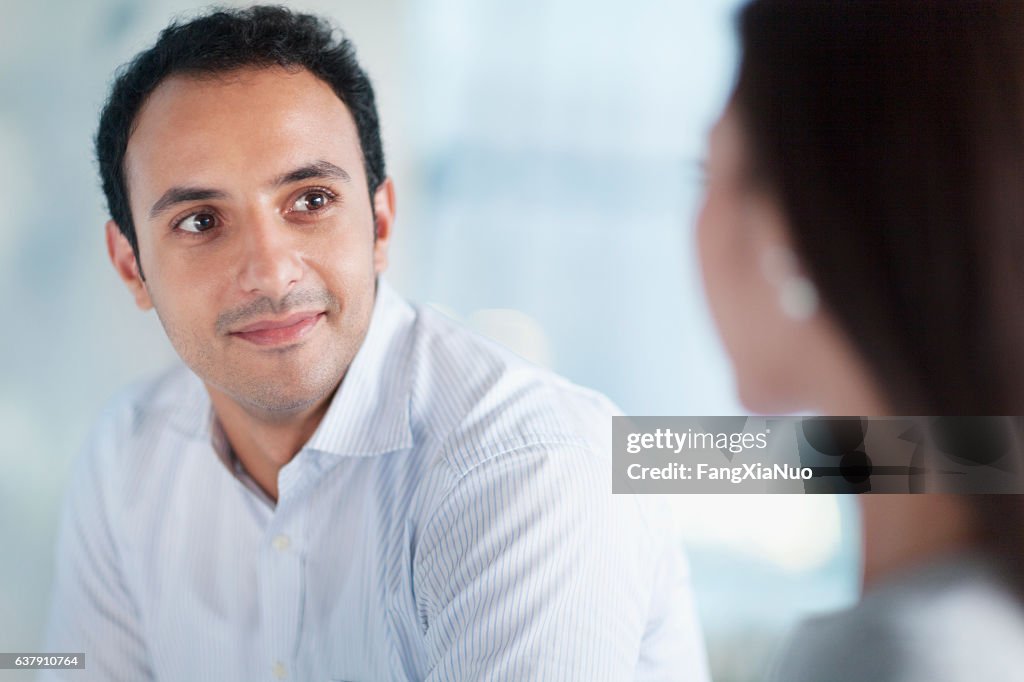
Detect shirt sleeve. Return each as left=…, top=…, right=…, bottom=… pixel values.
left=413, top=442, right=710, bottom=681
left=40, top=413, right=154, bottom=682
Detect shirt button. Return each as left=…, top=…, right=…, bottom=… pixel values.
left=272, top=661, right=287, bottom=679
left=272, top=534, right=291, bottom=552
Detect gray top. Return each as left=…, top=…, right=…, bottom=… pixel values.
left=767, top=554, right=1024, bottom=682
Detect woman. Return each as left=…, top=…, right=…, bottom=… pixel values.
left=696, top=1, right=1024, bottom=679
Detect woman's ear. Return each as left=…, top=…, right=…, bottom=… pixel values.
left=745, top=196, right=820, bottom=321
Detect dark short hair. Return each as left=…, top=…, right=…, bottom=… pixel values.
left=96, top=5, right=386, bottom=268
left=732, top=0, right=1024, bottom=414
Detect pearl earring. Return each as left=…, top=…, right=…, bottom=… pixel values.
left=760, top=246, right=820, bottom=321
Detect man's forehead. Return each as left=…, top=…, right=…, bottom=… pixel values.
left=124, top=66, right=360, bottom=198
left=130, top=66, right=356, bottom=149
left=135, top=65, right=349, bottom=125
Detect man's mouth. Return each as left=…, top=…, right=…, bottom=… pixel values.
left=229, top=311, right=326, bottom=347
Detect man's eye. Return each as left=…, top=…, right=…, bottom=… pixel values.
left=178, top=212, right=218, bottom=233
left=291, top=190, right=332, bottom=213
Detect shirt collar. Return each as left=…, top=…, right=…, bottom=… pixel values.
left=301, top=277, right=416, bottom=458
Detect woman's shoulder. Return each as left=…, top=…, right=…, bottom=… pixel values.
left=768, top=555, right=1024, bottom=682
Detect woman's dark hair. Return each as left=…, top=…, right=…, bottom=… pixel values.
left=732, top=0, right=1024, bottom=594
left=733, top=0, right=1024, bottom=414
left=96, top=5, right=386, bottom=267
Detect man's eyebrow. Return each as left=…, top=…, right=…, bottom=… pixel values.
left=146, top=161, right=351, bottom=220
left=273, top=160, right=352, bottom=187
left=149, top=188, right=229, bottom=220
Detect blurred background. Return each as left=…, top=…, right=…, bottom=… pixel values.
left=0, top=1, right=858, bottom=680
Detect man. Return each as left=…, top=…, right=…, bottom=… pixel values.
left=43, top=6, right=709, bottom=681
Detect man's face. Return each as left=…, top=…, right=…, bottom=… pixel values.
left=110, top=66, right=393, bottom=416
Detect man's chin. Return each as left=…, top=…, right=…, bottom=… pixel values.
left=201, top=364, right=343, bottom=419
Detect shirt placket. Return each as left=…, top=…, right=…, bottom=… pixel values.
left=258, top=449, right=315, bottom=681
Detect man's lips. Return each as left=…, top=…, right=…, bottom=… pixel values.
left=229, top=311, right=325, bottom=346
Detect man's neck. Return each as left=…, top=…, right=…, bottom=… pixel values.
left=206, top=383, right=339, bottom=502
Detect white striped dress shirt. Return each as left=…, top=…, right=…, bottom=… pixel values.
left=43, top=280, right=710, bottom=682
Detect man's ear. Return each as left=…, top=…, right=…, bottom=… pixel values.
left=371, top=177, right=395, bottom=274
left=105, top=220, right=153, bottom=311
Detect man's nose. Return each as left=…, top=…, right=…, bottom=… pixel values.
left=235, top=211, right=304, bottom=299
